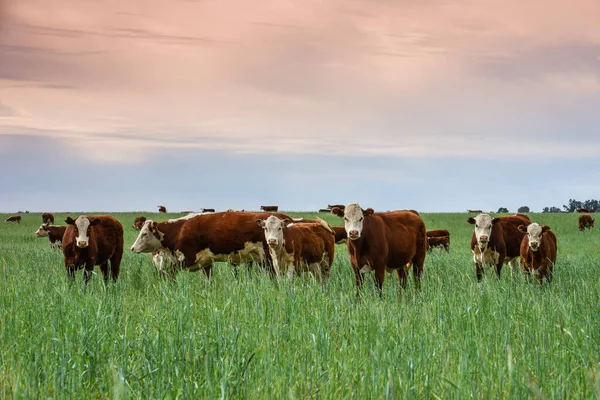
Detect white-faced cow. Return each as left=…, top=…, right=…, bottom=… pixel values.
left=62, top=215, right=124, bottom=284
left=35, top=223, right=67, bottom=249
left=518, top=223, right=557, bottom=283
left=467, top=213, right=530, bottom=281
left=332, top=203, right=427, bottom=297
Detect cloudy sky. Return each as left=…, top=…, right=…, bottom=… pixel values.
left=1, top=0, right=599, bottom=213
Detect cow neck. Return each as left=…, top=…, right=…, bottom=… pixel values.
left=528, top=247, right=544, bottom=264
left=157, top=220, right=184, bottom=252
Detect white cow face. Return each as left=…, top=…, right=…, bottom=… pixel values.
left=467, top=214, right=500, bottom=250
left=35, top=223, right=49, bottom=238
left=518, top=223, right=550, bottom=252
left=332, top=203, right=374, bottom=240
left=66, top=216, right=100, bottom=248
left=131, top=221, right=163, bottom=253
left=257, top=215, right=290, bottom=247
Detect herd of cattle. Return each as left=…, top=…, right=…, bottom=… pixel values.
left=5, top=205, right=598, bottom=295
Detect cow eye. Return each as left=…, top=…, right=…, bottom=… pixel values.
left=475, top=224, right=478, bottom=228
left=359, top=217, right=363, bottom=222
left=344, top=217, right=349, bottom=222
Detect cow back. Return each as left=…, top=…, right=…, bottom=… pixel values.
left=499, top=215, right=530, bottom=259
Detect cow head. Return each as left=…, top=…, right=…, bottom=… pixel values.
left=467, top=214, right=500, bottom=250
left=131, top=220, right=163, bottom=253
left=332, top=203, right=374, bottom=240
left=518, top=223, right=551, bottom=252
left=35, top=223, right=50, bottom=238
left=65, top=216, right=100, bottom=248
left=257, top=215, right=290, bottom=247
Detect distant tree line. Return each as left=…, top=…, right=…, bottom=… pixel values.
left=542, top=199, right=600, bottom=213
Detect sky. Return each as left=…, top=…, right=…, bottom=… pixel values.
left=1, top=0, right=599, bottom=213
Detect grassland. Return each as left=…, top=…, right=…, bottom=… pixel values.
left=1, top=211, right=599, bottom=398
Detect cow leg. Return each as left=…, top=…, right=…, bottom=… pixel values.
left=99, top=263, right=110, bottom=284
left=475, top=263, right=483, bottom=281
left=352, top=265, right=365, bottom=298
left=83, top=262, right=95, bottom=285
left=396, top=268, right=408, bottom=292
left=203, top=265, right=212, bottom=281
left=374, top=268, right=385, bottom=298
left=65, top=265, right=76, bottom=281
left=495, top=262, right=503, bottom=279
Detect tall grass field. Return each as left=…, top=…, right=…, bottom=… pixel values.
left=1, top=211, right=599, bottom=398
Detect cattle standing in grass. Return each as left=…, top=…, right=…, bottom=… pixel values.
left=318, top=208, right=331, bottom=213
left=158, top=205, right=167, bottom=213
left=578, top=214, right=594, bottom=231
left=328, top=204, right=345, bottom=211
left=428, top=235, right=450, bottom=252
left=331, top=226, right=348, bottom=244
left=62, top=216, right=124, bottom=284
left=576, top=208, right=594, bottom=213
left=42, top=212, right=54, bottom=224
left=5, top=216, right=21, bottom=223
left=260, top=205, right=279, bottom=212
left=35, top=224, right=67, bottom=249
left=427, top=229, right=450, bottom=238
left=130, top=211, right=292, bottom=279
left=202, top=208, right=215, bottom=213
left=332, top=203, right=427, bottom=297
left=518, top=223, right=557, bottom=283
left=468, top=209, right=483, bottom=213
left=256, top=216, right=335, bottom=283
left=468, top=213, right=530, bottom=281
left=133, top=216, right=147, bottom=230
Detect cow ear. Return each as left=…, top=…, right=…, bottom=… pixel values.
left=518, top=224, right=527, bottom=233
left=492, top=218, right=501, bottom=224
left=541, top=225, right=551, bottom=233
left=282, top=220, right=292, bottom=228
left=89, top=218, right=101, bottom=226
left=65, top=217, right=76, bottom=225
left=467, top=217, right=475, bottom=224
left=331, top=207, right=344, bottom=217
left=256, top=219, right=266, bottom=228
left=363, top=208, right=374, bottom=216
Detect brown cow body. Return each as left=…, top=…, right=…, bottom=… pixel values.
left=426, top=229, right=450, bottom=238
left=428, top=235, right=450, bottom=252
left=518, top=223, right=557, bottom=283
left=5, top=216, right=21, bottom=223
left=260, top=205, right=279, bottom=212
left=328, top=204, right=345, bottom=211
left=578, top=214, right=594, bottom=231
left=35, top=224, right=67, bottom=249
left=576, top=208, right=594, bottom=213
left=62, top=215, right=124, bottom=284
left=331, top=226, right=348, bottom=244
left=42, top=212, right=54, bottom=224
left=333, top=204, right=427, bottom=297
left=133, top=216, right=147, bottom=230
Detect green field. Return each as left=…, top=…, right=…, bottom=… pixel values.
left=1, top=211, right=599, bottom=398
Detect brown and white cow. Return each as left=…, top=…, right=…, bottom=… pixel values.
left=576, top=208, right=594, bottom=213
left=518, top=223, right=557, bottom=283
left=328, top=204, right=345, bottom=210
left=427, top=235, right=450, bottom=252
left=256, top=215, right=335, bottom=283
left=332, top=203, right=427, bottom=297
left=158, top=205, right=167, bottom=213
left=260, top=205, right=279, bottom=212
left=5, top=215, right=21, bottom=223
left=130, top=211, right=292, bottom=279
left=578, top=214, right=594, bottom=231
left=331, top=226, right=348, bottom=244
left=42, top=212, right=54, bottom=224
left=468, top=213, right=530, bottom=281
left=35, top=223, right=67, bottom=249
left=133, top=216, right=147, bottom=230
left=62, top=215, right=124, bottom=284
left=426, top=229, right=450, bottom=238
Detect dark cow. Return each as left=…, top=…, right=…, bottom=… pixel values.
left=427, top=235, right=450, bottom=252
left=35, top=223, right=67, bottom=249
left=318, top=208, right=331, bottom=213
left=468, top=213, right=531, bottom=281
left=260, top=205, right=279, bottom=212
left=578, top=214, right=594, bottom=231
left=576, top=208, right=594, bottom=213
left=62, top=215, right=124, bottom=284
left=328, top=204, right=345, bottom=211
left=256, top=216, right=335, bottom=283
left=130, top=211, right=292, bottom=279
left=202, top=208, right=216, bottom=213
left=518, top=223, right=557, bottom=283
left=332, top=203, right=427, bottom=297
left=467, top=209, right=483, bottom=213
left=42, top=212, right=54, bottom=224
left=158, top=205, right=167, bottom=213
left=133, top=216, right=147, bottom=230
left=331, top=226, right=348, bottom=244
left=426, top=229, right=450, bottom=238
left=5, top=216, right=21, bottom=223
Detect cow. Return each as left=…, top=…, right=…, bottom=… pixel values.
left=35, top=223, right=67, bottom=249
left=201, top=208, right=216, bottom=213
left=42, top=212, right=54, bottom=224
left=133, top=216, right=147, bottom=230
left=328, top=204, right=345, bottom=211
left=578, top=214, right=594, bottom=231
left=576, top=208, right=594, bottom=213
left=518, top=223, right=557, bottom=283
left=5, top=216, right=21, bottom=223
left=130, top=211, right=292, bottom=279
left=158, top=205, right=167, bottom=213
left=332, top=203, right=427, bottom=297
left=318, top=208, right=331, bottom=213
left=467, top=209, right=483, bottom=213
left=426, top=229, right=450, bottom=238
left=427, top=235, right=450, bottom=252
left=467, top=213, right=531, bottom=281
left=256, top=215, right=335, bottom=283
left=331, top=226, right=348, bottom=244
left=260, top=205, right=279, bottom=212
left=62, top=215, right=124, bottom=284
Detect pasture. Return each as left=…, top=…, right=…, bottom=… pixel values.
left=1, top=211, right=599, bottom=398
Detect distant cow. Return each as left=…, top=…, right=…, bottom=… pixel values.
left=158, top=205, right=167, bottom=213
left=332, top=203, right=427, bottom=297
left=331, top=226, right=348, bottom=244
left=62, top=215, right=124, bottom=284
left=518, top=223, right=557, bottom=283
left=576, top=208, right=594, bottom=213
left=328, top=204, right=345, bottom=211
left=426, top=229, right=450, bottom=238
left=5, top=216, right=21, bottom=223
left=427, top=235, right=450, bottom=252
left=201, top=208, right=216, bottom=213
left=578, top=214, right=594, bottom=231
left=260, top=205, right=279, bottom=212
left=467, top=209, right=483, bottom=213
left=42, top=212, right=54, bottom=224
left=468, top=213, right=530, bottom=281
left=133, top=216, right=147, bottom=230
left=318, top=208, right=331, bottom=213
left=257, top=215, right=335, bottom=282
left=35, top=223, right=67, bottom=249
left=130, top=211, right=292, bottom=279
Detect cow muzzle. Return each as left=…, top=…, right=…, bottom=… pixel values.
left=348, top=230, right=360, bottom=240
left=477, top=236, right=488, bottom=249
left=529, top=242, right=539, bottom=251
left=268, top=239, right=278, bottom=247
left=77, top=241, right=88, bottom=248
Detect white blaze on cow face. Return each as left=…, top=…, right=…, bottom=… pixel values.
left=131, top=221, right=163, bottom=253
left=469, top=214, right=496, bottom=250
left=35, top=224, right=49, bottom=238
left=257, top=215, right=289, bottom=247
left=343, top=203, right=367, bottom=240
left=73, top=216, right=93, bottom=248
left=525, top=223, right=543, bottom=252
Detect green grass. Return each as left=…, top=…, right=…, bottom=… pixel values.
left=1, top=211, right=599, bottom=398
